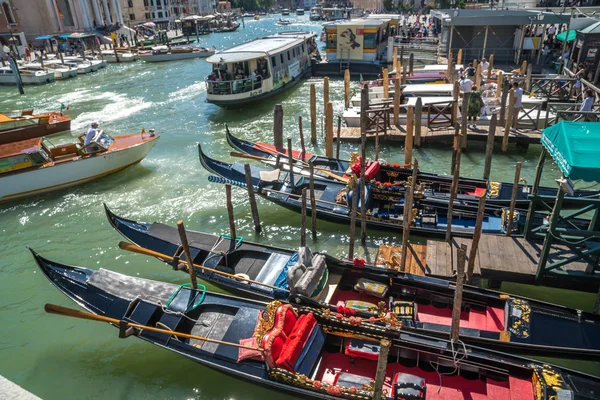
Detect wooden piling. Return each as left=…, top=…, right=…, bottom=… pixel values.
left=287, top=137, right=295, bottom=186
left=273, top=104, right=284, bottom=150
left=310, top=84, right=317, bottom=144
left=360, top=133, right=367, bottom=244
left=461, top=92, right=469, bottom=149
left=344, top=68, right=351, bottom=109
left=486, top=56, right=493, bottom=81
left=372, top=339, right=391, bottom=400
left=401, top=159, right=418, bottom=271
left=445, top=142, right=462, bottom=242
left=298, top=116, right=306, bottom=160
left=301, top=187, right=307, bottom=247
left=309, top=162, right=317, bottom=237
left=325, top=102, right=334, bottom=158
left=447, top=50, right=453, bottom=78
left=414, top=97, right=422, bottom=147
left=467, top=194, right=486, bottom=282
left=520, top=60, right=527, bottom=76
left=503, top=88, right=515, bottom=153
left=244, top=164, right=262, bottom=233
left=457, top=48, right=462, bottom=65
left=323, top=76, right=330, bottom=114
left=360, top=84, right=369, bottom=135
left=404, top=105, right=414, bottom=165
left=452, top=81, right=460, bottom=125
left=393, top=47, right=398, bottom=72
left=383, top=67, right=389, bottom=98
left=482, top=113, right=497, bottom=180
left=225, top=184, right=237, bottom=243
left=177, top=220, right=198, bottom=289
left=475, top=64, right=482, bottom=88
left=336, top=115, right=341, bottom=160
left=409, top=53, right=414, bottom=74
left=499, top=79, right=509, bottom=125
left=505, top=162, right=522, bottom=236
left=450, top=244, right=467, bottom=342
left=496, top=70, right=504, bottom=98
left=402, top=64, right=407, bottom=85
left=526, top=63, right=533, bottom=92
left=393, top=76, right=400, bottom=127
left=473, top=59, right=478, bottom=69
left=489, top=53, right=494, bottom=71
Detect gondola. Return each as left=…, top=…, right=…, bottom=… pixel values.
left=199, top=145, right=593, bottom=238
left=226, top=128, right=600, bottom=209
left=34, top=251, right=600, bottom=400
left=105, top=205, right=600, bottom=360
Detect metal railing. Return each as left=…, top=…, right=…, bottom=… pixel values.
left=205, top=76, right=264, bottom=95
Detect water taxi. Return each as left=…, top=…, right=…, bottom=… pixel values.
left=139, top=45, right=215, bottom=62
left=100, top=50, right=138, bottom=63
left=281, top=8, right=290, bottom=15
left=205, top=31, right=316, bottom=108
left=0, top=111, right=71, bottom=145
left=21, top=62, right=78, bottom=80
left=0, top=129, right=158, bottom=204
left=296, top=8, right=305, bottom=15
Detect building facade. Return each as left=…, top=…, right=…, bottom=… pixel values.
left=121, top=0, right=149, bottom=26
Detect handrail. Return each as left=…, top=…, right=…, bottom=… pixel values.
left=205, top=76, right=266, bottom=95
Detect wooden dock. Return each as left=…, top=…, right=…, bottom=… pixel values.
left=337, top=125, right=541, bottom=146
left=378, top=235, right=599, bottom=292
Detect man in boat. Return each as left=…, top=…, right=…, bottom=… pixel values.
left=84, top=122, right=99, bottom=146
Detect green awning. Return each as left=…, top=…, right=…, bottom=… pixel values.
left=556, top=29, right=576, bottom=42
left=541, top=121, right=600, bottom=182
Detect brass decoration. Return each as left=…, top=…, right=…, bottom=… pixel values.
left=255, top=300, right=282, bottom=346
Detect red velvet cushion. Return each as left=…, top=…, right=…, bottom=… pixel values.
left=467, top=187, right=487, bottom=197
left=237, top=337, right=264, bottom=363
left=261, top=329, right=286, bottom=368
left=275, top=304, right=298, bottom=337
left=274, top=313, right=317, bottom=372
left=364, top=160, right=380, bottom=181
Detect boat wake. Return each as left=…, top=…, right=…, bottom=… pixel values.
left=71, top=92, right=154, bottom=131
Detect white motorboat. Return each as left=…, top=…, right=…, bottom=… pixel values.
left=277, top=19, right=292, bottom=25
left=138, top=45, right=215, bottom=62
left=100, top=50, right=138, bottom=63
left=0, top=130, right=159, bottom=203
left=22, top=62, right=77, bottom=80
left=61, top=57, right=96, bottom=73
left=63, top=56, right=105, bottom=72
left=0, top=66, right=55, bottom=85
left=296, top=8, right=305, bottom=15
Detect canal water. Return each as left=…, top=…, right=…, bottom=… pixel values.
left=0, top=15, right=598, bottom=400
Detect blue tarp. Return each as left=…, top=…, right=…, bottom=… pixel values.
left=541, top=121, right=600, bottom=182
left=34, top=35, right=54, bottom=40
left=56, top=34, right=72, bottom=39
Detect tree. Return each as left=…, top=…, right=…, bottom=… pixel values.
left=383, top=0, right=394, bottom=11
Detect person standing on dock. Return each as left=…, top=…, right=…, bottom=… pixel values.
left=459, top=75, right=474, bottom=96
left=512, top=82, right=523, bottom=132
left=467, top=85, right=484, bottom=127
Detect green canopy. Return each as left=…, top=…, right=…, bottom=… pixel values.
left=556, top=30, right=576, bottom=42
left=541, top=121, right=600, bottom=182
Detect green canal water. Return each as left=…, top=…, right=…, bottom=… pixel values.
left=1, top=16, right=599, bottom=400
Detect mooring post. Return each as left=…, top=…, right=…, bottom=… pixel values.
left=503, top=88, right=515, bottom=153
left=496, top=70, right=504, bottom=98
left=360, top=84, right=369, bottom=135
left=489, top=53, right=494, bottom=71
left=414, top=97, right=422, bottom=147
left=475, top=64, right=482, bottom=88
left=301, top=188, right=307, bottom=247
left=287, top=137, right=295, bottom=186
left=473, top=59, right=478, bottom=69
left=483, top=113, right=497, bottom=180
left=499, top=79, right=509, bottom=125
left=457, top=48, right=462, bottom=65
left=177, top=220, right=198, bottom=289
left=524, top=148, right=547, bottom=238
left=447, top=50, right=453, bottom=78
left=467, top=194, right=486, bottom=282
left=450, top=244, right=467, bottom=342
left=336, top=115, right=341, bottom=160
left=244, top=164, right=261, bottom=233
left=372, top=339, right=391, bottom=400
left=393, top=46, right=398, bottom=72
left=404, top=105, right=414, bottom=165
left=225, top=183, right=237, bottom=245
left=401, top=158, right=418, bottom=271
left=409, top=52, right=414, bottom=74
left=393, top=76, right=400, bottom=127
left=310, top=84, right=317, bottom=144
left=382, top=67, right=389, bottom=98
left=505, top=162, right=522, bottom=236
left=445, top=142, right=462, bottom=242
left=298, top=116, right=306, bottom=160
left=8, top=57, right=24, bottom=95
left=309, top=162, right=317, bottom=237
left=323, top=76, right=330, bottom=116
left=526, top=63, right=533, bottom=92
left=273, top=104, right=284, bottom=150
left=461, top=92, right=469, bottom=149
left=402, top=63, right=407, bottom=85
left=344, top=68, right=350, bottom=109
left=360, top=133, right=367, bottom=244
left=325, top=102, right=333, bottom=158
left=348, top=180, right=358, bottom=259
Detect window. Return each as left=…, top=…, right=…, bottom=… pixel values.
left=280, top=54, right=284, bottom=64
left=129, top=13, right=135, bottom=20
left=287, top=51, right=290, bottom=61
left=143, top=0, right=149, bottom=6
left=157, top=0, right=161, bottom=5
left=364, top=33, right=376, bottom=49
left=145, top=12, right=151, bottom=19
left=2, top=2, right=15, bottom=24
left=128, top=0, right=133, bottom=6
left=302, top=44, right=304, bottom=53
left=158, top=11, right=163, bottom=18
left=150, top=0, right=153, bottom=5
left=271, top=56, right=276, bottom=67
left=326, top=33, right=336, bottom=49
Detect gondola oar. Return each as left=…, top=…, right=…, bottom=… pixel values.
left=118, top=241, right=290, bottom=293
left=44, top=303, right=263, bottom=352
left=229, top=151, right=349, bottom=184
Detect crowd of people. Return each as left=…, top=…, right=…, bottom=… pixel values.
left=207, top=58, right=270, bottom=94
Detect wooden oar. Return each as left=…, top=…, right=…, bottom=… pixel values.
left=230, top=151, right=349, bottom=184
left=44, top=303, right=263, bottom=352
left=118, top=241, right=290, bottom=293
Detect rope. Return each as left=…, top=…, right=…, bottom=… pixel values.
left=430, top=340, right=468, bottom=394
left=155, top=321, right=180, bottom=340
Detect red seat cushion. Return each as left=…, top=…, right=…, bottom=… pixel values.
left=275, top=312, right=317, bottom=372
left=275, top=304, right=298, bottom=337
left=466, top=187, right=487, bottom=197
left=364, top=161, right=380, bottom=181
left=262, top=329, right=286, bottom=369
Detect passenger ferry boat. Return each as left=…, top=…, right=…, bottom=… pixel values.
left=205, top=31, right=316, bottom=108
left=296, top=8, right=305, bottom=15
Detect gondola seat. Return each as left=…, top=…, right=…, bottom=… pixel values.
left=353, top=278, right=389, bottom=298
left=345, top=339, right=380, bottom=361
left=392, top=373, right=426, bottom=400
left=333, top=372, right=373, bottom=389
left=287, top=250, right=328, bottom=297
left=364, top=161, right=381, bottom=181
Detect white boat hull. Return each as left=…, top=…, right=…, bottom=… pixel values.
left=102, top=53, right=138, bottom=63
left=0, top=73, right=54, bottom=85
left=140, top=51, right=213, bottom=62
left=0, top=138, right=157, bottom=203
left=53, top=69, right=78, bottom=79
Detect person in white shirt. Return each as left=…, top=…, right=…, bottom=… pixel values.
left=459, top=77, right=474, bottom=94
left=84, top=122, right=99, bottom=145
left=547, top=24, right=556, bottom=42
left=577, top=89, right=595, bottom=120
left=480, top=58, right=490, bottom=74
left=512, top=82, right=523, bottom=131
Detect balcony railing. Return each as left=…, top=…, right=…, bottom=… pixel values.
left=206, top=77, right=265, bottom=95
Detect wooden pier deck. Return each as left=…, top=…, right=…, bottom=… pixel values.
left=379, top=235, right=598, bottom=292
left=337, top=125, right=541, bottom=145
